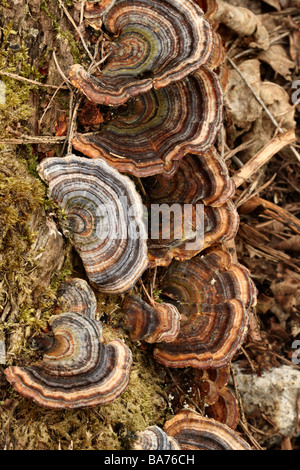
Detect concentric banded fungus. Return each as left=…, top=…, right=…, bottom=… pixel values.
left=164, top=410, right=251, bottom=450
left=69, top=0, right=217, bottom=106
left=153, top=249, right=257, bottom=368
left=54, top=277, right=97, bottom=318
left=206, top=387, right=240, bottom=430
left=133, top=426, right=180, bottom=450
left=72, top=68, right=223, bottom=178
left=148, top=200, right=239, bottom=268
left=122, top=295, right=180, bottom=343
left=145, top=148, right=235, bottom=207
left=38, top=155, right=148, bottom=294
left=4, top=310, right=132, bottom=409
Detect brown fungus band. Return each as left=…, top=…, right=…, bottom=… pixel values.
left=164, top=410, right=251, bottom=450
left=4, top=279, right=132, bottom=409
left=144, top=148, right=235, bottom=208
left=69, top=0, right=216, bottom=106
left=122, top=295, right=180, bottom=343
left=72, top=68, right=223, bottom=178
left=38, top=155, right=148, bottom=294
left=153, top=249, right=257, bottom=369
left=147, top=200, right=239, bottom=268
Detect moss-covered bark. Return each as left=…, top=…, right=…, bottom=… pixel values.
left=0, top=0, right=169, bottom=450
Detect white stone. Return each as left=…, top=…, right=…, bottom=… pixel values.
left=232, top=362, right=300, bottom=445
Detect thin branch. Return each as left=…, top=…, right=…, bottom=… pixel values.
left=0, top=136, right=66, bottom=145
left=58, top=0, right=95, bottom=65
left=0, top=70, right=68, bottom=90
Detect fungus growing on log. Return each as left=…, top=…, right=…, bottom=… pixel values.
left=38, top=155, right=148, bottom=294
left=69, top=0, right=217, bottom=106
left=4, top=280, right=132, bottom=409
left=147, top=200, right=239, bottom=268
left=133, top=426, right=180, bottom=450
left=164, top=410, right=251, bottom=450
left=72, top=68, right=223, bottom=178
left=153, top=249, right=257, bottom=368
left=122, top=295, right=180, bottom=343
left=145, top=148, right=235, bottom=207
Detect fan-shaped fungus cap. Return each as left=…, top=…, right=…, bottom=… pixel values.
left=54, top=277, right=97, bottom=318
left=4, top=311, right=132, bottom=409
left=145, top=148, right=235, bottom=208
left=72, top=68, right=223, bottom=178
left=122, top=295, right=180, bottom=343
left=153, top=249, right=257, bottom=368
left=164, top=410, right=251, bottom=450
left=69, top=0, right=217, bottom=106
left=133, top=426, right=180, bottom=450
left=206, top=387, right=240, bottom=430
left=147, top=200, right=239, bottom=268
left=38, top=155, right=148, bottom=294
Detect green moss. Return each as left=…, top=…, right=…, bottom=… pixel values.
left=0, top=22, right=43, bottom=138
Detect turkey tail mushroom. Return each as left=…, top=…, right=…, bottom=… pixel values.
left=153, top=249, right=257, bottom=369
left=4, top=308, right=132, bottom=409
left=122, top=295, right=181, bottom=343
left=38, top=155, right=149, bottom=294
left=69, top=0, right=217, bottom=106
left=72, top=68, right=223, bottom=178
left=164, top=410, right=251, bottom=450
left=133, top=426, right=180, bottom=450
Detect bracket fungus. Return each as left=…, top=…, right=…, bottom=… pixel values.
left=38, top=155, right=148, bottom=294
left=163, top=410, right=251, bottom=450
left=122, top=295, right=180, bottom=343
left=4, top=279, right=132, bottom=409
left=54, top=277, right=97, bottom=318
left=133, top=425, right=180, bottom=450
left=72, top=68, right=223, bottom=178
left=153, top=249, right=257, bottom=369
left=193, top=367, right=239, bottom=429
left=147, top=200, right=239, bottom=268
left=69, top=0, right=217, bottom=107
left=145, top=148, right=235, bottom=208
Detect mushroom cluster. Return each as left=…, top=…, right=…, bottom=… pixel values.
left=5, top=0, right=257, bottom=449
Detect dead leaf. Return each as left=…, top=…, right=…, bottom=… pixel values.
left=55, top=113, right=68, bottom=137
left=263, top=0, right=282, bottom=10
left=274, top=235, right=300, bottom=252
left=259, top=45, right=295, bottom=80
left=290, top=29, right=300, bottom=67
left=271, top=265, right=300, bottom=314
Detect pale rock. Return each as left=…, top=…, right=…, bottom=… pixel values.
left=232, top=362, right=300, bottom=446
